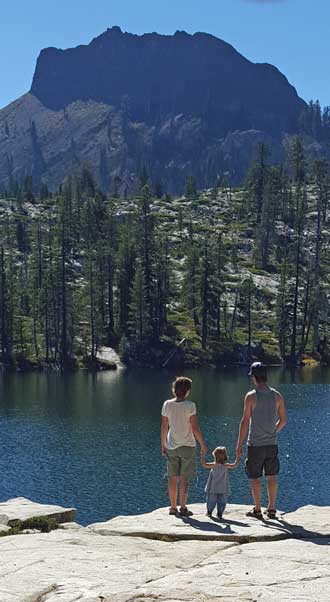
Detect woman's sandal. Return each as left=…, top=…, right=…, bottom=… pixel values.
left=265, top=508, right=277, bottom=520
left=179, top=506, right=193, bottom=517
left=246, top=507, right=263, bottom=519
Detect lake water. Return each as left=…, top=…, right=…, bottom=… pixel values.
left=0, top=367, right=330, bottom=525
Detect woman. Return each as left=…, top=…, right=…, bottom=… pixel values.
left=161, top=376, right=206, bottom=516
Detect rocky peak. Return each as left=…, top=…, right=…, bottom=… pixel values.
left=30, top=26, right=305, bottom=136
left=0, top=28, right=309, bottom=193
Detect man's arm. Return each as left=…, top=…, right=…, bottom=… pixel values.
left=236, top=393, right=253, bottom=457
left=190, top=415, right=207, bottom=454
left=276, top=392, right=287, bottom=432
left=161, top=416, right=168, bottom=455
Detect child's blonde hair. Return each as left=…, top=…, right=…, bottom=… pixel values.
left=212, top=446, right=228, bottom=464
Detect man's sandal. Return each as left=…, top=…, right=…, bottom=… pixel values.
left=246, top=507, right=263, bottom=519
left=169, top=507, right=178, bottom=515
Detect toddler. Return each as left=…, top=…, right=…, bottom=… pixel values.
left=201, top=446, right=239, bottom=518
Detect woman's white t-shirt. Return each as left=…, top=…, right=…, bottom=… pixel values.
left=161, top=399, right=196, bottom=450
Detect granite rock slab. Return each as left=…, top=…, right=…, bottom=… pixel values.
left=0, top=497, right=75, bottom=525
left=0, top=500, right=329, bottom=602
left=0, top=529, right=232, bottom=602
left=0, top=525, right=329, bottom=601
left=89, top=503, right=330, bottom=542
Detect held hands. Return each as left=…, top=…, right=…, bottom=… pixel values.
left=233, top=455, right=241, bottom=467
left=200, top=443, right=207, bottom=459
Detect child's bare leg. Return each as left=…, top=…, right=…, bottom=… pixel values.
left=168, top=477, right=179, bottom=509
left=251, top=478, right=262, bottom=512
left=179, top=476, right=189, bottom=509
left=266, top=476, right=277, bottom=510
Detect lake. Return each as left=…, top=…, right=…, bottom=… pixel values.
left=0, top=367, right=329, bottom=525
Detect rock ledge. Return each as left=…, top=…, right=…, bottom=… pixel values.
left=0, top=500, right=329, bottom=602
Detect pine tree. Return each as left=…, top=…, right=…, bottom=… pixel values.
left=240, top=278, right=255, bottom=357
left=185, top=176, right=197, bottom=201
left=290, top=185, right=306, bottom=361
left=276, top=254, right=290, bottom=358
left=245, top=143, right=269, bottom=223
left=117, top=221, right=136, bottom=337
left=0, top=247, right=11, bottom=361
left=184, top=223, right=200, bottom=328
left=255, top=168, right=279, bottom=269
left=289, top=137, right=306, bottom=186
left=129, top=263, right=149, bottom=341
left=200, top=240, right=210, bottom=350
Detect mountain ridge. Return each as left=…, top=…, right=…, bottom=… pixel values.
left=0, top=26, right=307, bottom=193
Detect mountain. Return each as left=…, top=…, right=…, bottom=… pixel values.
left=0, top=27, right=307, bottom=193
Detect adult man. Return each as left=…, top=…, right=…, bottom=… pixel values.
left=236, top=362, right=286, bottom=519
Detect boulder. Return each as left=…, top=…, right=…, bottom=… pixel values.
left=0, top=497, right=75, bottom=525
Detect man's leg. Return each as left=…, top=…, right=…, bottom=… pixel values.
left=179, top=476, right=189, bottom=509
left=267, top=475, right=277, bottom=511
left=168, top=477, right=179, bottom=509
left=245, top=446, right=263, bottom=512
left=264, top=446, right=280, bottom=511
left=251, top=478, right=262, bottom=512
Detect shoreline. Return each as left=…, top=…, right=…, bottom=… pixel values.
left=0, top=357, right=322, bottom=374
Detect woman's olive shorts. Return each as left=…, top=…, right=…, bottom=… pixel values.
left=166, top=446, right=197, bottom=480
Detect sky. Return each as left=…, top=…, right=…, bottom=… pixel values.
left=1, top=0, right=330, bottom=109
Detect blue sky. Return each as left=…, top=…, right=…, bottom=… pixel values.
left=1, top=0, right=330, bottom=109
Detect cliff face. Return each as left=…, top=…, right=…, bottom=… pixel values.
left=0, top=27, right=307, bottom=192
left=31, top=27, right=304, bottom=134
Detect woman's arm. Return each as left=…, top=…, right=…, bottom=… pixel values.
left=190, top=415, right=207, bottom=455
left=161, top=416, right=168, bottom=456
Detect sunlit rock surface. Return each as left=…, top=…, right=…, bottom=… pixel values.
left=0, top=500, right=329, bottom=602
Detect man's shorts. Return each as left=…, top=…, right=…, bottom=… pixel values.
left=166, top=446, right=196, bottom=480
left=245, top=445, right=280, bottom=479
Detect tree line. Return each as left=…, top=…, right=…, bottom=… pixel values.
left=0, top=138, right=330, bottom=369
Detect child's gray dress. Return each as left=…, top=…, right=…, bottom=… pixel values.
left=205, top=463, right=231, bottom=495
left=205, top=463, right=231, bottom=516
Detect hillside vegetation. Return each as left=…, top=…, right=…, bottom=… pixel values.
left=0, top=139, right=330, bottom=370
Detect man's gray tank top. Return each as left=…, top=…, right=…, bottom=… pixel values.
left=247, top=387, right=278, bottom=447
